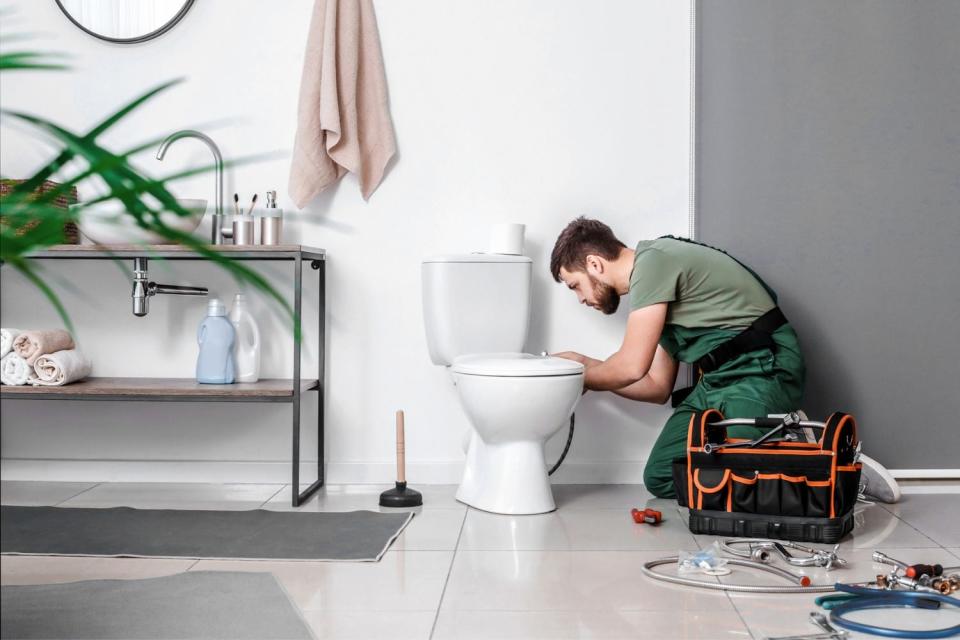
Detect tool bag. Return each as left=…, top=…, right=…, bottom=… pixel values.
left=672, top=409, right=862, bottom=543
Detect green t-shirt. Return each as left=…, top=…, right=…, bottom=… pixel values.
left=629, top=237, right=775, bottom=330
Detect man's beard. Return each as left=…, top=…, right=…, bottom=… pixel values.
left=590, top=276, right=620, bottom=315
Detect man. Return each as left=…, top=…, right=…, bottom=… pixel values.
left=550, top=217, right=899, bottom=503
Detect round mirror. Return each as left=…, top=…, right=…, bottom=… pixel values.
left=54, top=0, right=195, bottom=44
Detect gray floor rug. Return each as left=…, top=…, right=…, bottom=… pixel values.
left=1, top=571, right=314, bottom=639
left=0, top=506, right=413, bottom=562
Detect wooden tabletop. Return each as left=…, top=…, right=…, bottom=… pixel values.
left=26, top=244, right=326, bottom=260
left=0, top=377, right=319, bottom=402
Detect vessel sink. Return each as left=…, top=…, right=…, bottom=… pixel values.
left=76, top=199, right=207, bottom=245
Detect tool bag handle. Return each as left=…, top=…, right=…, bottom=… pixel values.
left=820, top=411, right=859, bottom=464
left=688, top=409, right=724, bottom=450
left=691, top=410, right=840, bottom=452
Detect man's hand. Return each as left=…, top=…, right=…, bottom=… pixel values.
left=552, top=351, right=602, bottom=368
left=583, top=303, right=667, bottom=391
left=552, top=351, right=586, bottom=365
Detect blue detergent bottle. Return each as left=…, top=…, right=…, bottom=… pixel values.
left=196, top=298, right=236, bottom=384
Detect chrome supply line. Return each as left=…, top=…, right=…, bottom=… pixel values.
left=721, top=539, right=848, bottom=571
left=641, top=556, right=842, bottom=594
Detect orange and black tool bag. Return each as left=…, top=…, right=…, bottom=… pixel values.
left=672, top=410, right=862, bottom=543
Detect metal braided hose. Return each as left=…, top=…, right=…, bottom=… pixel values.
left=642, top=556, right=847, bottom=594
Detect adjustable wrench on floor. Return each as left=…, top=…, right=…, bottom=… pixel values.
left=764, top=612, right=849, bottom=640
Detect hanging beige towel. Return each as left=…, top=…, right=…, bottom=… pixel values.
left=12, top=329, right=75, bottom=366
left=289, top=0, right=397, bottom=205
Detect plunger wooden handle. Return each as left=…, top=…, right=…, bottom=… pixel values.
left=396, top=410, right=406, bottom=483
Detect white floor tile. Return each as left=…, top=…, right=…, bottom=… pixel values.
left=263, top=484, right=464, bottom=512
left=948, top=548, right=960, bottom=562
left=300, top=610, right=436, bottom=640
left=391, top=508, right=465, bottom=551
left=432, top=609, right=752, bottom=640
left=0, top=555, right=195, bottom=585
left=839, top=502, right=942, bottom=549
left=882, top=493, right=960, bottom=547
left=459, top=505, right=695, bottom=551
left=57, top=482, right=283, bottom=510
left=551, top=484, right=654, bottom=510
left=189, top=551, right=452, bottom=612
left=441, top=550, right=735, bottom=613
left=0, top=481, right=97, bottom=506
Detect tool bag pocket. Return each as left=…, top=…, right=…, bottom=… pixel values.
left=674, top=409, right=861, bottom=543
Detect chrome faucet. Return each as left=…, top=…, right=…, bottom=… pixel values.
left=156, top=130, right=226, bottom=245
left=132, top=257, right=207, bottom=317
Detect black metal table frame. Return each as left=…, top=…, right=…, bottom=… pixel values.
left=12, top=248, right=326, bottom=507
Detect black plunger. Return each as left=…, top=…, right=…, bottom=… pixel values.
left=379, top=410, right=422, bottom=507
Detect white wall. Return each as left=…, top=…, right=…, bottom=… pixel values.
left=0, top=0, right=692, bottom=484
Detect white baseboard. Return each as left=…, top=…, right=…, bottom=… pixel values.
left=4, top=459, right=956, bottom=485
left=0, top=459, right=650, bottom=485
left=890, top=469, right=960, bottom=480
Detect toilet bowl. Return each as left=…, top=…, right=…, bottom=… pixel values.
left=451, top=353, right=584, bottom=514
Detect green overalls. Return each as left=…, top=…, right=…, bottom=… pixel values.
left=628, top=237, right=806, bottom=499
left=643, top=322, right=806, bottom=498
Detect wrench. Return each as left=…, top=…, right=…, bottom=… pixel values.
left=763, top=611, right=849, bottom=640
left=810, top=612, right=848, bottom=638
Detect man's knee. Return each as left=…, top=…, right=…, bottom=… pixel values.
left=642, top=460, right=677, bottom=499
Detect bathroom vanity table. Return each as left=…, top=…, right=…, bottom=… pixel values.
left=1, top=244, right=326, bottom=507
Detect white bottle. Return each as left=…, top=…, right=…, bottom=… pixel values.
left=229, top=293, right=261, bottom=383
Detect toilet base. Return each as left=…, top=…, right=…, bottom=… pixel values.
left=456, top=431, right=556, bottom=515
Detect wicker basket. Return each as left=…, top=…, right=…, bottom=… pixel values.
left=0, top=179, right=81, bottom=245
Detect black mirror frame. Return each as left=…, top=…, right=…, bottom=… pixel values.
left=53, top=0, right=196, bottom=44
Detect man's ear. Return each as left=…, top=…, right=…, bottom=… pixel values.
left=585, top=254, right=604, bottom=277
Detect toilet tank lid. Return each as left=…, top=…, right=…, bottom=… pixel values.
left=423, top=253, right=532, bottom=264
left=451, top=353, right=585, bottom=377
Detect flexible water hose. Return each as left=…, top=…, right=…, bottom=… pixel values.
left=642, top=556, right=842, bottom=594
left=829, top=584, right=960, bottom=639
left=547, top=413, right=574, bottom=476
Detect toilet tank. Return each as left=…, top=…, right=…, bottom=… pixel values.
left=422, top=254, right=532, bottom=365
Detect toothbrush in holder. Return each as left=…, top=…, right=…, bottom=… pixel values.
left=232, top=193, right=256, bottom=245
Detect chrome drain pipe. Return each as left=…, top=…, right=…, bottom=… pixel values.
left=132, top=257, right=207, bottom=316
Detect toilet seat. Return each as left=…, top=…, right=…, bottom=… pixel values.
left=451, top=352, right=583, bottom=377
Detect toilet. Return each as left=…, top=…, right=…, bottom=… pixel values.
left=422, top=253, right=584, bottom=514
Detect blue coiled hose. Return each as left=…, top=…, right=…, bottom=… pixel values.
left=829, top=583, right=960, bottom=639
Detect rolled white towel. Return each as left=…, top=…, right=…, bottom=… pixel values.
left=30, top=349, right=92, bottom=386
left=1, top=352, right=34, bottom=386
left=1, top=328, right=22, bottom=358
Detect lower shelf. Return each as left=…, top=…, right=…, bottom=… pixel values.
left=0, top=377, right=319, bottom=403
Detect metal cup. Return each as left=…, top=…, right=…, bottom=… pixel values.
left=232, top=217, right=254, bottom=245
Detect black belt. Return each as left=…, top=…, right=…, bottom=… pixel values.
left=670, top=306, right=788, bottom=407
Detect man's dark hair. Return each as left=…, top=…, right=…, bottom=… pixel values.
left=550, top=217, right=627, bottom=282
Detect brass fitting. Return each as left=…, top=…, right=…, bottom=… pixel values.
left=933, top=576, right=959, bottom=594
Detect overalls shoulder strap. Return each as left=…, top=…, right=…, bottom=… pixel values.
left=656, top=236, right=788, bottom=407
left=657, top=235, right=779, bottom=303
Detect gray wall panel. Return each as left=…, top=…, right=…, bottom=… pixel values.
left=696, top=1, right=960, bottom=469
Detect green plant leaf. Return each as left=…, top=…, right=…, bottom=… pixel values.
left=0, top=50, right=69, bottom=71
